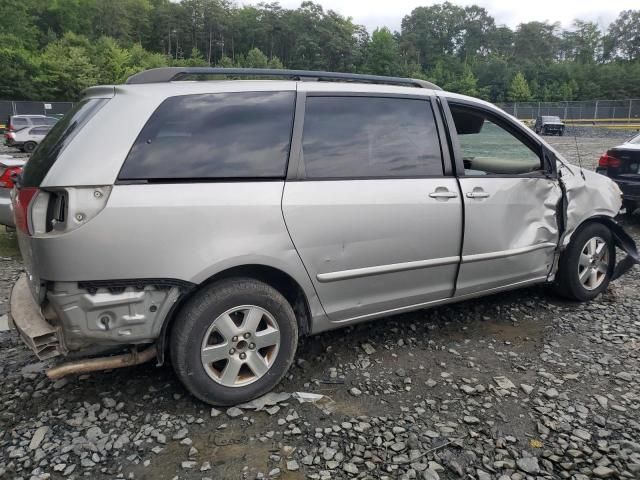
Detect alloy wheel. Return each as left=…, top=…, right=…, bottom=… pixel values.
left=578, top=236, right=610, bottom=291
left=200, top=305, right=281, bottom=387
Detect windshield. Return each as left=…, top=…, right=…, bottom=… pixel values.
left=628, top=133, right=640, bottom=144
left=542, top=116, right=561, bottom=122
left=21, top=99, right=108, bottom=187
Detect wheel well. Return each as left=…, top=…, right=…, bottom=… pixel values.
left=567, top=216, right=614, bottom=246
left=201, top=265, right=312, bottom=336
left=159, top=265, right=312, bottom=364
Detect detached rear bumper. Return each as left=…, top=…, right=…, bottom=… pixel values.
left=9, top=273, right=64, bottom=360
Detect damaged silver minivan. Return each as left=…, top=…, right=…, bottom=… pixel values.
left=9, top=68, right=638, bottom=406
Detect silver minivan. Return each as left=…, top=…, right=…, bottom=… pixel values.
left=9, top=68, right=637, bottom=406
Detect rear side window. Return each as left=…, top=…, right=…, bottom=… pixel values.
left=21, top=99, right=108, bottom=187
left=119, top=91, right=295, bottom=181
left=301, top=96, right=443, bottom=178
left=11, top=118, right=27, bottom=128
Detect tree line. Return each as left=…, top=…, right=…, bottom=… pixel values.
left=2, top=0, right=640, bottom=102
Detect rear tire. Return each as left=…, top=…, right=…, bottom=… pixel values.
left=554, top=222, right=615, bottom=301
left=170, top=278, right=298, bottom=406
left=23, top=141, right=37, bottom=153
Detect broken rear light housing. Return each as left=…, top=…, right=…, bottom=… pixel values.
left=14, top=187, right=39, bottom=234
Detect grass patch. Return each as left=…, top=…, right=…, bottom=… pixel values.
left=0, top=228, right=21, bottom=258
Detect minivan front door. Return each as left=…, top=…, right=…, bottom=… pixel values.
left=444, top=100, right=562, bottom=296
left=282, top=93, right=462, bottom=323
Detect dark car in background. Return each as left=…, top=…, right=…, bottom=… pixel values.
left=596, top=132, right=640, bottom=213
left=535, top=116, right=565, bottom=136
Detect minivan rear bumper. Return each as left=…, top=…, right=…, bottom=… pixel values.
left=9, top=273, right=64, bottom=360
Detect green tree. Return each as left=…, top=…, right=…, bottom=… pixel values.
left=400, top=2, right=467, bottom=70
left=562, top=20, right=601, bottom=63
left=446, top=65, right=480, bottom=97
left=364, top=28, right=401, bottom=76
left=514, top=21, right=561, bottom=64
left=37, top=35, right=98, bottom=100
left=267, top=56, right=284, bottom=69
left=0, top=47, right=39, bottom=99
left=244, top=47, right=268, bottom=68
left=606, top=10, right=640, bottom=60
left=508, top=72, right=532, bottom=101
left=216, top=55, right=235, bottom=68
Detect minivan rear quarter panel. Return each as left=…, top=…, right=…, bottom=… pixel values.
left=26, top=182, right=319, bottom=298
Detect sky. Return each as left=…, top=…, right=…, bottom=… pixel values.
left=241, top=0, right=637, bottom=32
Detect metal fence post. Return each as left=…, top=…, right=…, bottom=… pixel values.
left=514, top=102, right=518, bottom=118
left=594, top=100, right=599, bottom=121
left=629, top=99, right=633, bottom=124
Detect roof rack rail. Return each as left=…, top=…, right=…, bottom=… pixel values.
left=125, top=67, right=441, bottom=90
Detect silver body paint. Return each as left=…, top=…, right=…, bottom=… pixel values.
left=10, top=79, right=623, bottom=358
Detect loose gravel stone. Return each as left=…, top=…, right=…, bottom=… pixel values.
left=517, top=457, right=540, bottom=474
left=226, top=407, right=243, bottom=418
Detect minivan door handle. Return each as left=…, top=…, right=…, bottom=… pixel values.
left=466, top=188, right=490, bottom=199
left=429, top=187, right=458, bottom=200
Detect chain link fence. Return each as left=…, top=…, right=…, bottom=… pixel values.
left=497, top=99, right=640, bottom=124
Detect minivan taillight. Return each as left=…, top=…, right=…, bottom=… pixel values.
left=598, top=152, right=621, bottom=169
left=14, top=188, right=39, bottom=235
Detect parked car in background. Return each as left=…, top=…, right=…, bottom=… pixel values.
left=535, top=116, right=565, bottom=136
left=6, top=125, right=52, bottom=153
left=8, top=68, right=636, bottom=406
left=596, top=132, right=640, bottom=214
left=0, top=156, right=25, bottom=228
left=4, top=115, right=57, bottom=147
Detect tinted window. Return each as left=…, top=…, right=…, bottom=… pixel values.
left=301, top=96, right=442, bottom=178
left=30, top=127, right=51, bottom=135
left=451, top=105, right=541, bottom=176
left=21, top=99, right=108, bottom=187
left=12, top=118, right=27, bottom=128
left=119, top=91, right=295, bottom=180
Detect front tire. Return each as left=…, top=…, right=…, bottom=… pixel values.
left=554, top=223, right=615, bottom=301
left=170, top=278, right=298, bottom=406
left=23, top=141, right=37, bottom=153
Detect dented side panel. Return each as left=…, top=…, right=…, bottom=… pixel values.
left=456, top=176, right=562, bottom=296
left=558, top=165, right=622, bottom=248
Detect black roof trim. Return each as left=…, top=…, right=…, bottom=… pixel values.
left=125, top=67, right=441, bottom=90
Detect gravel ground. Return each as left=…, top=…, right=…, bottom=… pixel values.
left=1, top=132, right=640, bottom=480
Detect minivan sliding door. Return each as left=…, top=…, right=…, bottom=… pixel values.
left=282, top=91, right=463, bottom=323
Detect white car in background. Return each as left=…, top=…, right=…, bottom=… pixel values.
left=5, top=125, right=53, bottom=153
